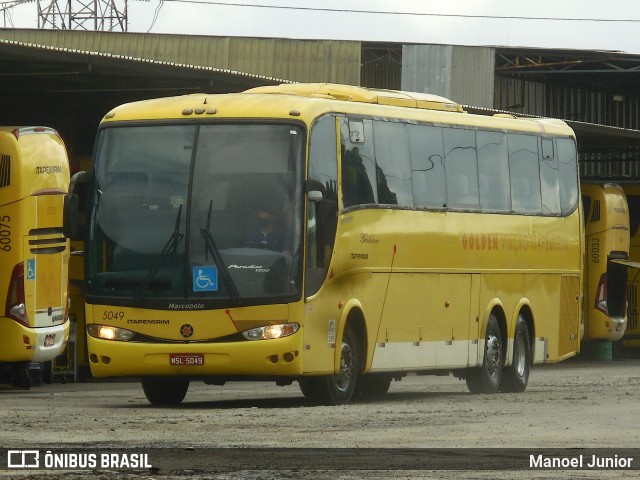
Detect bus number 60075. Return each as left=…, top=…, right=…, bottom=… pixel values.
left=0, top=215, right=11, bottom=252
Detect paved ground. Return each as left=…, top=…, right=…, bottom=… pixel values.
left=1, top=359, right=639, bottom=479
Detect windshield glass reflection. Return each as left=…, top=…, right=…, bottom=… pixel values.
left=87, top=123, right=304, bottom=304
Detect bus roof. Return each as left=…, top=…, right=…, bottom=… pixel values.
left=101, top=83, right=574, bottom=138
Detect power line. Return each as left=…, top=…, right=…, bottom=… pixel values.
left=159, top=1, right=640, bottom=23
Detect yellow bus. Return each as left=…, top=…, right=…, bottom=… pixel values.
left=0, top=126, right=71, bottom=386
left=580, top=182, right=631, bottom=345
left=621, top=184, right=640, bottom=347
left=65, top=83, right=583, bottom=405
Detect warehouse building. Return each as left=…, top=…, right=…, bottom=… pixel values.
left=1, top=29, right=639, bottom=175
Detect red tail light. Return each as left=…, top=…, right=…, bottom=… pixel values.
left=5, top=262, right=29, bottom=326
left=595, top=272, right=608, bottom=315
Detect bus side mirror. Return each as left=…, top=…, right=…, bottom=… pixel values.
left=308, top=190, right=323, bottom=202
left=63, top=171, right=89, bottom=240
left=306, top=179, right=337, bottom=245
left=305, top=179, right=326, bottom=202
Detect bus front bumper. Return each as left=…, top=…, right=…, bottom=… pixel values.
left=87, top=331, right=304, bottom=378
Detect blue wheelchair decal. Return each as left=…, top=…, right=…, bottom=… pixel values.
left=192, top=266, right=218, bottom=292
left=26, top=259, right=36, bottom=280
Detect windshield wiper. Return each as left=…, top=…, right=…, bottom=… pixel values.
left=200, top=200, right=239, bottom=299
left=134, top=204, right=184, bottom=299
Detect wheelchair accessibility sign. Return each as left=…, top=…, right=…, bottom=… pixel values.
left=26, top=259, right=35, bottom=280
left=192, top=266, right=218, bottom=292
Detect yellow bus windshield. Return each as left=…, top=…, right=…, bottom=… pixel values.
left=88, top=123, right=304, bottom=305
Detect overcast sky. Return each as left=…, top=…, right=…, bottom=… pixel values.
left=4, top=0, right=640, bottom=54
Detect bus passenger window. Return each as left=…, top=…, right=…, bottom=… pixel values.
left=443, top=128, right=479, bottom=209
left=539, top=155, right=561, bottom=215
left=509, top=134, right=542, bottom=214
left=477, top=131, right=510, bottom=212
left=410, top=124, right=446, bottom=208
left=557, top=138, right=579, bottom=215
left=373, top=120, right=412, bottom=206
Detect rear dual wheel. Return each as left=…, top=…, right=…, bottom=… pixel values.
left=500, top=315, right=531, bottom=393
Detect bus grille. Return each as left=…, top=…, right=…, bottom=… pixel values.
left=0, top=154, right=9, bottom=188
left=628, top=284, right=638, bottom=332
left=590, top=200, right=601, bottom=223
left=28, top=227, right=66, bottom=254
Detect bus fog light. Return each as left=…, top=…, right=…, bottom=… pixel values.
left=87, top=324, right=135, bottom=341
left=242, top=323, right=299, bottom=340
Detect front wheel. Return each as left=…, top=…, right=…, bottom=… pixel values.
left=141, top=377, right=190, bottom=405
left=500, top=315, right=531, bottom=393
left=356, top=373, right=393, bottom=397
left=299, top=326, right=361, bottom=405
left=466, top=314, right=504, bottom=394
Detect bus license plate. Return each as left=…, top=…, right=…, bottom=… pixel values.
left=44, top=334, right=55, bottom=347
left=169, top=354, right=204, bottom=366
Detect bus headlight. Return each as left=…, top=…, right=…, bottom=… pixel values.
left=241, top=323, right=299, bottom=340
left=87, top=324, right=135, bottom=341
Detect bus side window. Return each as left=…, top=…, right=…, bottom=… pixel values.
left=477, top=130, right=510, bottom=212
left=410, top=124, right=446, bottom=209
left=557, top=138, right=579, bottom=216
left=340, top=117, right=376, bottom=208
left=509, top=133, right=542, bottom=214
left=306, top=115, right=339, bottom=296
left=373, top=120, right=412, bottom=206
left=539, top=138, right=561, bottom=215
left=443, top=128, right=479, bottom=209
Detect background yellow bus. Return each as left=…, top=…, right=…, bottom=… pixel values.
left=0, top=126, right=71, bottom=387
left=580, top=182, right=631, bottom=348
left=621, top=184, right=640, bottom=349
left=66, top=83, right=583, bottom=405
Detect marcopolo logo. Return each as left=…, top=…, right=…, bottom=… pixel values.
left=6, top=449, right=152, bottom=470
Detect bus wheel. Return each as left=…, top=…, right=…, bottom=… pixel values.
left=298, top=377, right=317, bottom=399
left=141, top=377, right=190, bottom=405
left=466, top=314, right=503, bottom=394
left=500, top=316, right=531, bottom=393
left=303, top=327, right=360, bottom=405
left=356, top=373, right=393, bottom=397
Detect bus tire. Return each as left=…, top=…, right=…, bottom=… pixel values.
left=466, top=314, right=503, bottom=394
left=303, top=326, right=360, bottom=405
left=356, top=373, right=393, bottom=397
left=500, top=316, right=531, bottom=393
left=298, top=377, right=317, bottom=399
left=141, top=377, right=190, bottom=405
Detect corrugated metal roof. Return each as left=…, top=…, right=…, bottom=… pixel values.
left=0, top=37, right=292, bottom=84
left=0, top=29, right=361, bottom=85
